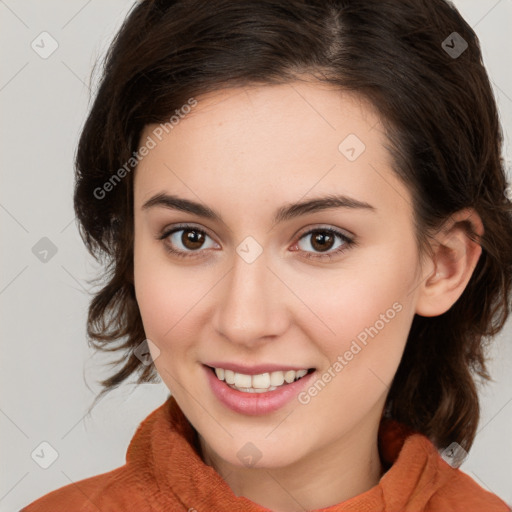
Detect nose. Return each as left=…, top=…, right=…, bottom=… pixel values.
left=212, top=246, right=289, bottom=348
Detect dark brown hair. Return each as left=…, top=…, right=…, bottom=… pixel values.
left=75, top=0, right=512, bottom=451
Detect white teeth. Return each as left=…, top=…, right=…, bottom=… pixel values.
left=252, top=373, right=270, bottom=389
left=225, top=369, right=235, bottom=384
left=284, top=370, right=296, bottom=383
left=212, top=367, right=311, bottom=392
left=269, top=371, right=285, bottom=386
left=234, top=373, right=252, bottom=388
left=235, top=386, right=278, bottom=393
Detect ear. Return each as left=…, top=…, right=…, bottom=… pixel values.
left=415, top=208, right=484, bottom=317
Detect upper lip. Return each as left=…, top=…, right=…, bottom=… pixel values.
left=204, top=362, right=313, bottom=375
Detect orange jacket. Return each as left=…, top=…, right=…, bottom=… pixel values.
left=21, top=395, right=510, bottom=511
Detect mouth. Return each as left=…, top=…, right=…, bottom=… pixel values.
left=205, top=365, right=316, bottom=394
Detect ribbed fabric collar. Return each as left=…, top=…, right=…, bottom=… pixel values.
left=125, top=395, right=453, bottom=511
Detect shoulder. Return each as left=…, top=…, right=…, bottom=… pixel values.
left=379, top=421, right=510, bottom=512
left=19, top=465, right=146, bottom=512
left=428, top=461, right=510, bottom=511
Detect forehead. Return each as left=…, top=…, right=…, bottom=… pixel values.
left=134, top=82, right=411, bottom=222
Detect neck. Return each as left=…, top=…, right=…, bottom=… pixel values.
left=198, top=417, right=384, bottom=512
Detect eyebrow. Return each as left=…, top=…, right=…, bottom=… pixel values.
left=141, top=192, right=376, bottom=225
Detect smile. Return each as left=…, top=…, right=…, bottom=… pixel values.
left=213, top=367, right=311, bottom=393
left=203, top=364, right=317, bottom=415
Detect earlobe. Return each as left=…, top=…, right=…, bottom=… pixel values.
left=415, top=208, right=484, bottom=318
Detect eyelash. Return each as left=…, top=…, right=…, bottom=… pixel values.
left=157, top=223, right=356, bottom=262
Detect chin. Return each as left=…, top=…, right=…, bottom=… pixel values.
left=201, top=431, right=310, bottom=470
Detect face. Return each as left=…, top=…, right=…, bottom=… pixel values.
left=133, top=82, right=425, bottom=469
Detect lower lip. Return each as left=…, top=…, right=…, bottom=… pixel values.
left=204, top=365, right=316, bottom=415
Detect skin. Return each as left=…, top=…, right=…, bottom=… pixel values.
left=132, top=81, right=483, bottom=512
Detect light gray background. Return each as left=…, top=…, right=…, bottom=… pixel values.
left=1, top=1, right=511, bottom=510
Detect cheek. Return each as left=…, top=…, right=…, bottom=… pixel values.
left=294, top=246, right=416, bottom=351
left=133, top=237, right=184, bottom=343
left=133, top=241, right=215, bottom=360
left=297, top=277, right=413, bottom=417
left=290, top=245, right=417, bottom=406
left=134, top=269, right=188, bottom=344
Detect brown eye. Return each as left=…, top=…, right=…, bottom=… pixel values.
left=158, top=224, right=354, bottom=261
left=309, top=231, right=336, bottom=252
left=181, top=229, right=206, bottom=250
left=159, top=225, right=218, bottom=258
left=292, top=227, right=355, bottom=261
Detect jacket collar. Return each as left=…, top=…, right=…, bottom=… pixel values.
left=126, top=395, right=450, bottom=511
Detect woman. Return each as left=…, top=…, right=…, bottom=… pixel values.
left=22, top=0, right=512, bottom=510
